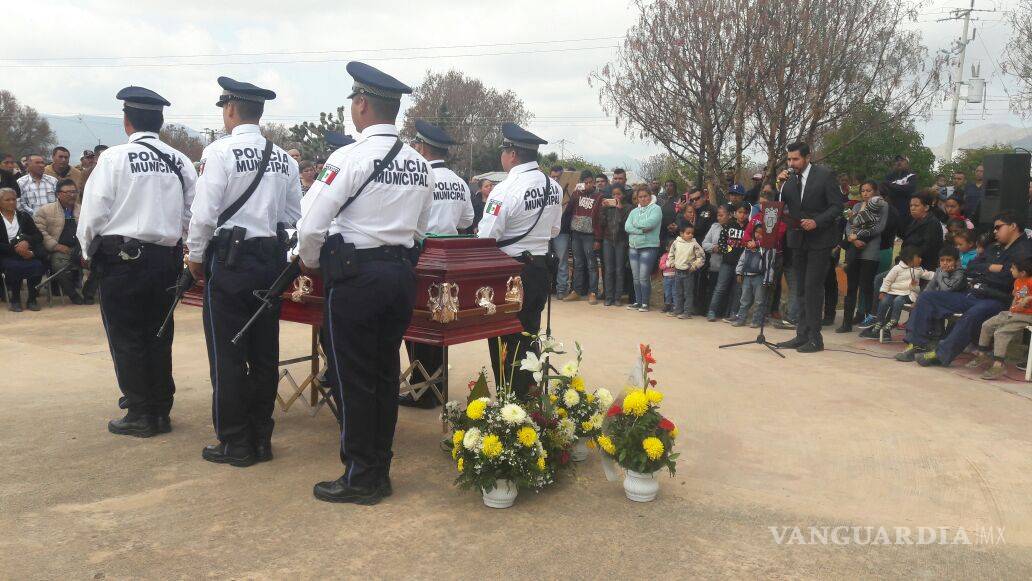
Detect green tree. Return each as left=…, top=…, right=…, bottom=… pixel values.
left=288, top=106, right=349, bottom=161
left=819, top=101, right=934, bottom=186
left=937, top=144, right=1015, bottom=182
left=537, top=152, right=605, bottom=176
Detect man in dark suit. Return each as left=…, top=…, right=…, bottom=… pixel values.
left=774, top=142, right=844, bottom=353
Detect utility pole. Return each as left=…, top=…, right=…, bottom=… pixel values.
left=941, top=0, right=994, bottom=163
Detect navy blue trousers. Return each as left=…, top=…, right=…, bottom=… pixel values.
left=904, top=291, right=1006, bottom=365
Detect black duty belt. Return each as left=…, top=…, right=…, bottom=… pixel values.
left=515, top=253, right=549, bottom=267
left=212, top=234, right=280, bottom=254
left=97, top=235, right=177, bottom=260
left=355, top=245, right=410, bottom=264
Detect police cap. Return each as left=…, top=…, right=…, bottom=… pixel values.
left=501, top=122, right=547, bottom=152
left=325, top=131, right=356, bottom=148
left=346, top=62, right=412, bottom=101
left=413, top=120, right=458, bottom=150
left=116, top=86, right=171, bottom=111
left=216, top=76, right=277, bottom=107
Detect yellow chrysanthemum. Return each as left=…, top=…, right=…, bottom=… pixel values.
left=581, top=421, right=593, bottom=432
left=643, top=437, right=664, bottom=460
left=536, top=456, right=547, bottom=471
left=457, top=457, right=464, bottom=472
left=571, top=376, right=586, bottom=392
left=586, top=439, right=597, bottom=449
left=622, top=390, right=649, bottom=416
left=481, top=434, right=503, bottom=458
left=670, top=427, right=679, bottom=439
left=585, top=393, right=595, bottom=404
left=557, top=408, right=567, bottom=418
left=466, top=399, right=487, bottom=420
left=452, top=430, right=465, bottom=447
left=596, top=435, right=616, bottom=455
left=549, top=394, right=558, bottom=404
left=451, top=445, right=459, bottom=460
left=645, top=389, right=664, bottom=405
left=517, top=426, right=538, bottom=447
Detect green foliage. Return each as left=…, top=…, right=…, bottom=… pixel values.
left=537, top=152, right=606, bottom=176
left=605, top=401, right=678, bottom=475
left=937, top=144, right=1015, bottom=180
left=0, top=90, right=55, bottom=156
left=820, top=101, right=934, bottom=186
left=468, top=369, right=490, bottom=403
left=287, top=106, right=349, bottom=161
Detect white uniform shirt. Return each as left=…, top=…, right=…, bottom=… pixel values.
left=186, top=124, right=302, bottom=262
left=296, top=124, right=433, bottom=268
left=77, top=132, right=197, bottom=259
left=425, top=160, right=474, bottom=235
left=476, top=161, right=562, bottom=257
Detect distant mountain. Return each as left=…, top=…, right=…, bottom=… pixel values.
left=43, top=114, right=203, bottom=158
left=931, top=123, right=1032, bottom=158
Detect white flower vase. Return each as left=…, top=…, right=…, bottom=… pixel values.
left=623, top=470, right=659, bottom=502
left=571, top=439, right=589, bottom=462
left=482, top=479, right=518, bottom=509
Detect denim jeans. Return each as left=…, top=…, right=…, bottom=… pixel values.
left=663, top=276, right=674, bottom=306
left=876, top=293, right=910, bottom=324
left=672, top=270, right=696, bottom=315
left=737, top=274, right=767, bottom=324
left=904, top=291, right=1007, bottom=365
left=552, top=233, right=571, bottom=295
left=602, top=239, right=627, bottom=304
left=628, top=247, right=659, bottom=306
left=707, top=261, right=740, bottom=318
left=570, top=231, right=599, bottom=296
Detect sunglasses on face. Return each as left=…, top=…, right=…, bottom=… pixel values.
left=993, top=224, right=1008, bottom=231
left=689, top=196, right=702, bottom=202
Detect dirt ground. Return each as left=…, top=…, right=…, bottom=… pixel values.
left=1, top=299, right=1031, bottom=579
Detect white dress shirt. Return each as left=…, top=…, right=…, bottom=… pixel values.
left=425, top=160, right=474, bottom=235
left=77, top=132, right=198, bottom=259
left=476, top=161, right=562, bottom=257
left=186, top=124, right=302, bottom=262
left=798, top=163, right=811, bottom=202
left=296, top=124, right=433, bottom=268
left=3, top=212, right=19, bottom=240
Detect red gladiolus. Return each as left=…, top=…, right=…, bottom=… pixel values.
left=658, top=418, right=675, bottom=432
left=559, top=450, right=571, bottom=465
left=640, top=343, right=656, bottom=364
left=607, top=404, right=622, bottom=417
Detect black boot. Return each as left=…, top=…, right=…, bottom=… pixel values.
left=254, top=438, right=273, bottom=463
left=202, top=442, right=255, bottom=467
left=108, top=413, right=158, bottom=438
left=152, top=415, right=172, bottom=434
left=26, top=286, right=40, bottom=311
left=7, top=286, right=21, bottom=312
left=313, top=474, right=385, bottom=505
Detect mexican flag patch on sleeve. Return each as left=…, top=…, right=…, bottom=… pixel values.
left=486, top=199, right=502, bottom=216
left=317, top=164, right=340, bottom=185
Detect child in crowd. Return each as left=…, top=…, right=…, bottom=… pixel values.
left=924, top=246, right=967, bottom=294
left=860, top=246, right=933, bottom=340
left=667, top=224, right=706, bottom=319
left=966, top=256, right=1032, bottom=380
left=701, top=204, right=728, bottom=311
left=733, top=228, right=773, bottom=327
left=659, top=240, right=676, bottom=313
left=954, top=230, right=977, bottom=268
left=706, top=202, right=749, bottom=322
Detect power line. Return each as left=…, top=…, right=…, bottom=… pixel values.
left=0, top=36, right=624, bottom=63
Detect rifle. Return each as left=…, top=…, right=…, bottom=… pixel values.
left=35, top=244, right=82, bottom=290
left=156, top=265, right=195, bottom=338
left=231, top=255, right=300, bottom=346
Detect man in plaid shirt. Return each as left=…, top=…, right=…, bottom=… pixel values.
left=16, top=154, right=58, bottom=214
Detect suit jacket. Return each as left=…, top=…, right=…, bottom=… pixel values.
left=34, top=201, right=81, bottom=252
left=780, top=163, right=844, bottom=250
left=0, top=210, right=46, bottom=259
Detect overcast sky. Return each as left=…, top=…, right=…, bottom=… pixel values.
left=5, top=0, right=1028, bottom=171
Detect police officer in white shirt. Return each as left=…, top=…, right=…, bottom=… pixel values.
left=399, top=120, right=473, bottom=409
left=185, top=77, right=302, bottom=467
left=297, top=62, right=432, bottom=505
left=77, top=86, right=197, bottom=438
left=476, top=123, right=562, bottom=397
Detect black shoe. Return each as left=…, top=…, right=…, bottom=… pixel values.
left=108, top=413, right=157, bottom=438
left=834, top=324, right=852, bottom=334
left=398, top=393, right=440, bottom=409
left=858, top=326, right=880, bottom=339
left=313, top=475, right=385, bottom=505
left=254, top=439, right=273, bottom=463
left=152, top=415, right=172, bottom=434
left=202, top=443, right=256, bottom=467
left=380, top=476, right=393, bottom=497
left=821, top=316, right=835, bottom=327
left=775, top=337, right=807, bottom=349
left=8, top=302, right=22, bottom=312
left=26, top=301, right=40, bottom=312
left=772, top=319, right=796, bottom=330
left=83, top=295, right=95, bottom=305
left=895, top=344, right=926, bottom=362
left=796, top=342, right=824, bottom=353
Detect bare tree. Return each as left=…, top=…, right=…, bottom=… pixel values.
left=158, top=125, right=204, bottom=161
left=1005, top=0, right=1032, bottom=117
left=261, top=122, right=300, bottom=152
left=401, top=70, right=531, bottom=178
left=0, top=90, right=56, bottom=156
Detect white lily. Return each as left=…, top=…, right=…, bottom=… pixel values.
left=519, top=352, right=545, bottom=383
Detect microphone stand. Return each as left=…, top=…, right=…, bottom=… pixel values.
left=718, top=247, right=785, bottom=358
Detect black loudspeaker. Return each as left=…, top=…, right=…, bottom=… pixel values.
left=980, top=153, right=1030, bottom=226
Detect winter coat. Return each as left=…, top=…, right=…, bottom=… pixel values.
left=668, top=236, right=705, bottom=272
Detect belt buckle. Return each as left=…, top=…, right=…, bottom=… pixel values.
left=119, top=246, right=142, bottom=261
